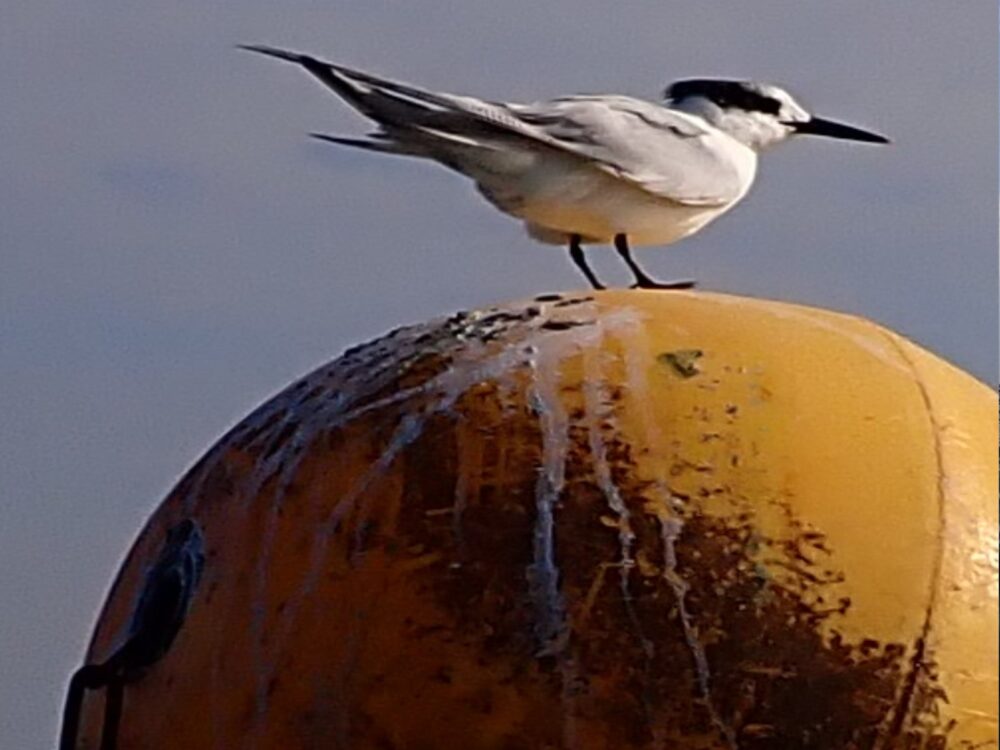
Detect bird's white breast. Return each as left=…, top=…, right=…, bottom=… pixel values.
left=470, top=132, right=758, bottom=246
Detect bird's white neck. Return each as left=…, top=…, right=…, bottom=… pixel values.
left=669, top=98, right=790, bottom=151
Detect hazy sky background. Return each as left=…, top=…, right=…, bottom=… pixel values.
left=2, top=2, right=996, bottom=746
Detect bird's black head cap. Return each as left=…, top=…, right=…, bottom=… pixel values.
left=665, top=79, right=782, bottom=115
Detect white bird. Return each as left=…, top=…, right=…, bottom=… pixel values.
left=241, top=45, right=888, bottom=290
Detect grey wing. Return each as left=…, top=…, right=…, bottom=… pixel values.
left=240, top=44, right=557, bottom=160
left=242, top=46, right=748, bottom=205
left=509, top=96, right=750, bottom=206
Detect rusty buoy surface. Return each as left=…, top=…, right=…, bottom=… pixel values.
left=77, top=291, right=998, bottom=749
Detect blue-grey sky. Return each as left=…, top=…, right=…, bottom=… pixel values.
left=2, top=2, right=996, bottom=746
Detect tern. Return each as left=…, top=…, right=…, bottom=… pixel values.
left=242, top=45, right=888, bottom=290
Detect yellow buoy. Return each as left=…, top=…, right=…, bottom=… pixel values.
left=71, top=291, right=997, bottom=749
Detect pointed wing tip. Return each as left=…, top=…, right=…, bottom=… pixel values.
left=309, top=132, right=363, bottom=147
left=236, top=44, right=304, bottom=64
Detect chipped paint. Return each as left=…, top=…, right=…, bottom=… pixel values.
left=658, top=349, right=704, bottom=378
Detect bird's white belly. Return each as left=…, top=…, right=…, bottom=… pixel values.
left=475, top=160, right=734, bottom=246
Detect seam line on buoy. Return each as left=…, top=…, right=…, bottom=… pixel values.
left=875, top=327, right=948, bottom=744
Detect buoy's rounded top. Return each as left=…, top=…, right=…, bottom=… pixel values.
left=80, top=291, right=997, bottom=748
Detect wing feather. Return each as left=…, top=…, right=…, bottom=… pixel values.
left=242, top=45, right=752, bottom=206
left=509, top=96, right=750, bottom=206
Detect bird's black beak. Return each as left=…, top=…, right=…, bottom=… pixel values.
left=789, top=116, right=890, bottom=144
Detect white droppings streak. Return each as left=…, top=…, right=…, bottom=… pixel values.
left=253, top=334, right=543, bottom=722
left=173, top=299, right=643, bottom=738
left=235, top=330, right=499, bottom=725
left=522, top=306, right=643, bottom=749
left=622, top=324, right=739, bottom=749
left=450, top=411, right=473, bottom=554
left=526, top=337, right=580, bottom=750
left=270, top=350, right=528, bottom=648
left=658, top=517, right=738, bottom=749
left=581, top=348, right=638, bottom=605
left=525, top=342, right=571, bottom=656
left=583, top=331, right=671, bottom=748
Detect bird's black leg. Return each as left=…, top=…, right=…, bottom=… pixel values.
left=568, top=234, right=605, bottom=290
left=614, top=234, right=695, bottom=290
